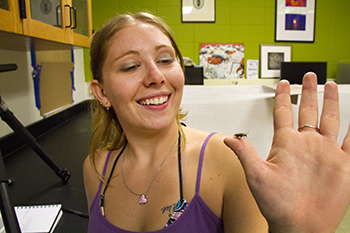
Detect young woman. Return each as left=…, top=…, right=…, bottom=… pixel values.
left=83, top=12, right=350, bottom=233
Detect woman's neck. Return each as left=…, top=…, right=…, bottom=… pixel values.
left=122, top=123, right=180, bottom=167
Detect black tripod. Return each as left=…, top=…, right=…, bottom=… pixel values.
left=0, top=63, right=71, bottom=232
left=0, top=64, right=70, bottom=182
left=0, top=149, right=21, bottom=233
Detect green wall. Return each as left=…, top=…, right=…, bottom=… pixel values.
left=86, top=0, right=350, bottom=81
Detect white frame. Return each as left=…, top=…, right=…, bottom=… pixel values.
left=260, top=44, right=292, bottom=78
left=275, top=0, right=316, bottom=42
left=182, top=0, right=215, bottom=23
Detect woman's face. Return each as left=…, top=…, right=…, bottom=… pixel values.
left=93, top=23, right=184, bottom=134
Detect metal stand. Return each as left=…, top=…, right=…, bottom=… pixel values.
left=0, top=97, right=70, bottom=183
left=0, top=149, right=21, bottom=233
left=0, top=64, right=70, bottom=183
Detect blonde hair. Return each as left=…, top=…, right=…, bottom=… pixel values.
left=89, top=12, right=187, bottom=170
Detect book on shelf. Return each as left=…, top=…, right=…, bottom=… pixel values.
left=0, top=204, right=62, bottom=233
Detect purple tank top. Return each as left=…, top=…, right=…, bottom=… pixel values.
left=88, top=133, right=224, bottom=233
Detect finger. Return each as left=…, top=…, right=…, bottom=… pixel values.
left=224, top=136, right=265, bottom=179
left=319, top=81, right=340, bottom=139
left=273, top=80, right=294, bottom=132
left=298, top=72, right=318, bottom=131
left=342, top=123, right=350, bottom=154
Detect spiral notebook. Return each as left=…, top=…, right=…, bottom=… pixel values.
left=14, top=204, right=62, bottom=233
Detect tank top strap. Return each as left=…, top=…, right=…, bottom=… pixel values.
left=97, top=150, right=113, bottom=193
left=195, top=133, right=216, bottom=194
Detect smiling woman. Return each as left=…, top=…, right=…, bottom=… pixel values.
left=88, top=12, right=186, bottom=160
left=83, top=12, right=350, bottom=233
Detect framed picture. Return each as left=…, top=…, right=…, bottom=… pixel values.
left=260, top=44, right=292, bottom=78
left=199, top=43, right=245, bottom=79
left=275, top=0, right=316, bottom=42
left=182, top=0, right=215, bottom=23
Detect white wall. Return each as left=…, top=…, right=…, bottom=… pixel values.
left=72, top=48, right=92, bottom=105
left=0, top=48, right=91, bottom=138
left=181, top=85, right=350, bottom=160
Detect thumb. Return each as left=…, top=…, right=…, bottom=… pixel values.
left=224, top=136, right=264, bottom=178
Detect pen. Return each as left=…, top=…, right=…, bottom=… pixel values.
left=62, top=208, right=89, bottom=218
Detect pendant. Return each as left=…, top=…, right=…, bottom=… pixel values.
left=139, top=194, right=148, bottom=204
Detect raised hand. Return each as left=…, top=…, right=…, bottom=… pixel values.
left=224, top=72, right=350, bottom=233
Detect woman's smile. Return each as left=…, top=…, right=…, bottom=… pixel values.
left=137, top=95, right=170, bottom=106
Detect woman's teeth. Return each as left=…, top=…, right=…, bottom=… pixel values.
left=139, top=96, right=168, bottom=105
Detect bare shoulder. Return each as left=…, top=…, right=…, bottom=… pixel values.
left=193, top=130, right=244, bottom=187
left=183, top=127, right=237, bottom=170
left=185, top=128, right=268, bottom=231
left=183, top=127, right=230, bottom=148
left=185, top=128, right=239, bottom=173
left=202, top=132, right=250, bottom=194
left=83, top=149, right=110, bottom=176
left=183, top=128, right=240, bottom=197
left=83, top=149, right=110, bottom=209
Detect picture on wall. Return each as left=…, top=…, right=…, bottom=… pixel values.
left=260, top=44, right=292, bottom=78
left=199, top=43, right=245, bottom=79
left=182, top=0, right=215, bottom=22
left=275, top=0, right=316, bottom=42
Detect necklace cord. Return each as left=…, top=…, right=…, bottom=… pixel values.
left=103, top=142, right=127, bottom=193
left=177, top=131, right=183, bottom=201
left=100, top=142, right=127, bottom=215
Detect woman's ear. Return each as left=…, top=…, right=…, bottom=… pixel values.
left=91, top=80, right=110, bottom=105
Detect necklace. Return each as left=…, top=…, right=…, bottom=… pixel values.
left=122, top=133, right=179, bottom=205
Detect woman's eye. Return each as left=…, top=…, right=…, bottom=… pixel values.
left=158, top=56, right=174, bottom=65
left=121, top=64, right=139, bottom=72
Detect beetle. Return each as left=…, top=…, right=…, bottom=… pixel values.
left=234, top=132, right=248, bottom=139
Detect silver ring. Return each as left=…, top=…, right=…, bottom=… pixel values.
left=298, top=124, right=320, bottom=133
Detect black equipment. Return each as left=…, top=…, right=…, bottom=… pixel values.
left=0, top=63, right=71, bottom=232
left=184, top=66, right=204, bottom=85
left=280, top=62, right=327, bottom=84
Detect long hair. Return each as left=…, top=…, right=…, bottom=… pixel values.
left=89, top=12, right=187, bottom=172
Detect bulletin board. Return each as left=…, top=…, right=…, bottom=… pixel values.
left=39, top=62, right=74, bottom=116
left=34, top=50, right=74, bottom=116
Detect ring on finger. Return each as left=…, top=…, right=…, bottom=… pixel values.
left=298, top=124, right=320, bottom=133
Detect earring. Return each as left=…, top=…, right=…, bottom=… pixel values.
left=105, top=103, right=109, bottom=111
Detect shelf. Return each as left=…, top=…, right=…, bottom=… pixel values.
left=0, top=30, right=80, bottom=51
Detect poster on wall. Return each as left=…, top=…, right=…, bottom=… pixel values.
left=199, top=43, right=245, bottom=79
left=275, top=0, right=316, bottom=42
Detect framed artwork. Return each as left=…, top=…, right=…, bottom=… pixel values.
left=182, top=0, right=215, bottom=23
left=199, top=43, right=245, bottom=79
left=260, top=44, right=292, bottom=78
left=275, top=0, right=316, bottom=42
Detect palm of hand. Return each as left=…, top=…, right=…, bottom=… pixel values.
left=225, top=72, right=350, bottom=232
left=256, top=129, right=350, bottom=232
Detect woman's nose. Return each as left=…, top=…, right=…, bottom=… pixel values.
left=143, top=62, right=165, bottom=87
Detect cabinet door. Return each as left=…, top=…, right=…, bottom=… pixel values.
left=69, top=0, right=92, bottom=47
left=0, top=0, right=22, bottom=33
left=23, top=0, right=69, bottom=44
